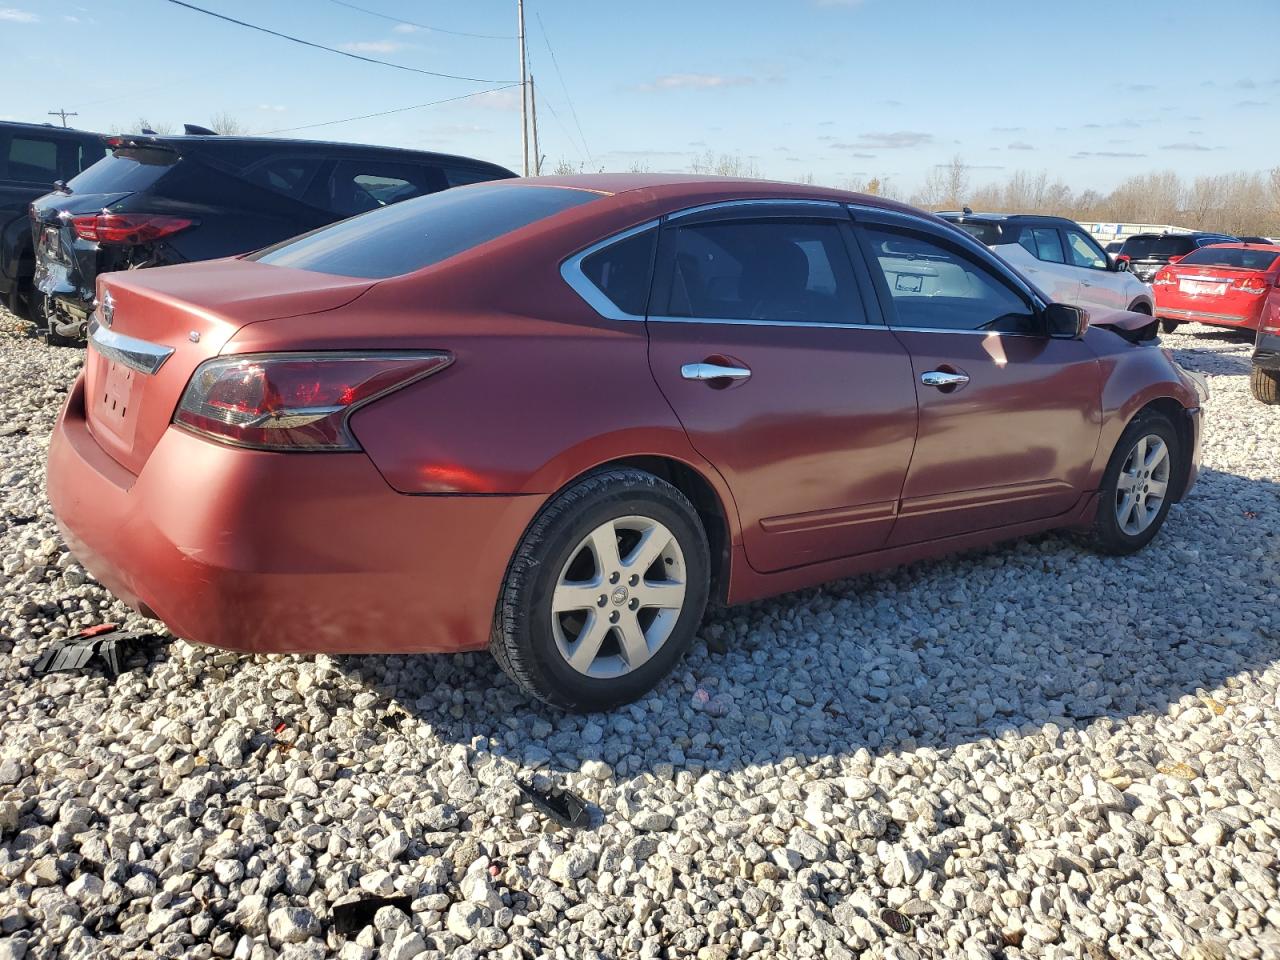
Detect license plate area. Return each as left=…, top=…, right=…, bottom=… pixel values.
left=92, top=359, right=140, bottom=446
left=1179, top=279, right=1226, bottom=296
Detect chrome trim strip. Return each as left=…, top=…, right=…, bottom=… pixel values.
left=1159, top=307, right=1250, bottom=322
left=88, top=318, right=175, bottom=375
left=666, top=198, right=844, bottom=221
left=888, top=325, right=1047, bottom=338
left=559, top=220, right=660, bottom=322
left=648, top=316, right=885, bottom=330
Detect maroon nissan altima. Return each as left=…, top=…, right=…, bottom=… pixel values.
left=47, top=174, right=1204, bottom=711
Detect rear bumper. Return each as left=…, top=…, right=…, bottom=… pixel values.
left=1254, top=332, right=1280, bottom=371
left=47, top=374, right=542, bottom=655
left=1156, top=304, right=1260, bottom=329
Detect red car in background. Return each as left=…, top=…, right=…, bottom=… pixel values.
left=46, top=175, right=1204, bottom=711
left=1152, top=243, right=1280, bottom=334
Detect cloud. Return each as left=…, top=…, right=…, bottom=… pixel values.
left=393, top=23, right=419, bottom=33
left=882, top=99, right=903, bottom=107
left=1235, top=78, right=1257, bottom=89
left=1161, top=142, right=1220, bottom=151
left=637, top=73, right=755, bottom=91
left=257, top=104, right=287, bottom=112
left=1125, top=83, right=1157, bottom=92
left=848, top=131, right=933, bottom=149
left=818, top=120, right=835, bottom=126
left=1070, top=151, right=1147, bottom=159
left=1236, top=99, right=1269, bottom=108
left=990, top=126, right=1024, bottom=133
left=0, top=7, right=37, bottom=21
left=339, top=40, right=406, bottom=54
left=1007, top=141, right=1034, bottom=151
left=827, top=146, right=878, bottom=158
left=467, top=88, right=522, bottom=112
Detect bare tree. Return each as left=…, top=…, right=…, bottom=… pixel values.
left=112, top=117, right=175, bottom=135
left=689, top=150, right=760, bottom=179
left=208, top=112, right=250, bottom=135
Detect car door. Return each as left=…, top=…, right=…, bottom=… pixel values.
left=1063, top=227, right=1126, bottom=310
left=851, top=210, right=1102, bottom=546
left=1010, top=225, right=1081, bottom=305
left=642, top=202, right=919, bottom=573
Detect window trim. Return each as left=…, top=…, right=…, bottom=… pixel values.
left=560, top=220, right=661, bottom=321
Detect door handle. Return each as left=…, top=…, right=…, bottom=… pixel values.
left=681, top=362, right=752, bottom=382
left=920, top=370, right=970, bottom=388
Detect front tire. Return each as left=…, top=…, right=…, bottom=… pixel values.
left=1252, top=366, right=1280, bottom=405
left=1084, top=412, right=1180, bottom=556
left=491, top=469, right=710, bottom=712
left=1160, top=319, right=1180, bottom=334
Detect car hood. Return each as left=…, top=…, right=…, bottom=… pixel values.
left=1088, top=307, right=1158, bottom=343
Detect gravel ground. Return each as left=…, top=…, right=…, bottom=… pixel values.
left=0, top=304, right=1277, bottom=960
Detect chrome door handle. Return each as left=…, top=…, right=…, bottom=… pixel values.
left=681, top=362, right=751, bottom=382
left=920, top=370, right=970, bottom=388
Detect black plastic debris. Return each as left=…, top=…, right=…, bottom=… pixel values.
left=880, top=908, right=914, bottom=935
left=31, top=625, right=159, bottom=679
left=330, top=895, right=411, bottom=936
left=5, top=515, right=36, bottom=527
left=516, top=779, right=590, bottom=828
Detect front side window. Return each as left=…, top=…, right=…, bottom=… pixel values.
left=861, top=224, right=1037, bottom=333
left=580, top=228, right=657, bottom=316
left=1065, top=230, right=1108, bottom=270
left=661, top=219, right=865, bottom=325
left=249, top=183, right=599, bottom=279
left=1018, top=227, right=1065, bottom=264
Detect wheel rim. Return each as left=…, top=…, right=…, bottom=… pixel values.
left=1115, top=434, right=1171, bottom=536
left=551, top=515, right=687, bottom=679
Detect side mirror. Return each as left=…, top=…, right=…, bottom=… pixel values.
left=1045, top=302, right=1090, bottom=339
left=1112, top=258, right=1129, bottom=273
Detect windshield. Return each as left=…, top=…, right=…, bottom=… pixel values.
left=1120, top=235, right=1196, bottom=259
left=248, top=183, right=600, bottom=279
left=947, top=221, right=1003, bottom=245
left=1177, top=247, right=1279, bottom=271
left=66, top=146, right=177, bottom=194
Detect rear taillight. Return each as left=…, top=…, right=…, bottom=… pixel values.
left=1235, top=276, right=1268, bottom=294
left=174, top=352, right=452, bottom=451
left=71, top=213, right=195, bottom=244
left=1152, top=268, right=1176, bottom=285
left=1167, top=255, right=1185, bottom=265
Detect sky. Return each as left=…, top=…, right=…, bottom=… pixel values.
left=2, top=0, right=1278, bottom=195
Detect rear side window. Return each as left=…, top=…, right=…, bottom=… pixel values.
left=444, top=164, right=510, bottom=187
left=661, top=220, right=865, bottom=325
left=67, top=147, right=177, bottom=194
left=1178, top=247, right=1280, bottom=270
left=325, top=159, right=447, bottom=217
left=74, top=142, right=107, bottom=176
left=949, top=220, right=1003, bottom=245
left=7, top=137, right=58, bottom=183
left=580, top=228, right=657, bottom=316
left=249, top=183, right=599, bottom=279
left=242, top=156, right=323, bottom=202
left=1018, top=227, right=1065, bottom=264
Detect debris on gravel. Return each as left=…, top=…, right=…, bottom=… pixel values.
left=0, top=307, right=1278, bottom=959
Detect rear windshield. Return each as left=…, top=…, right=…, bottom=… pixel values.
left=947, top=221, right=1003, bottom=245
left=248, top=183, right=599, bottom=279
left=1177, top=247, right=1280, bottom=270
left=67, top=147, right=177, bottom=194
left=1120, top=235, right=1195, bottom=259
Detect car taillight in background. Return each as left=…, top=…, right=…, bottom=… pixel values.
left=1152, top=269, right=1176, bottom=285
left=1166, top=255, right=1185, bottom=265
left=174, top=353, right=453, bottom=451
left=72, top=213, right=196, bottom=244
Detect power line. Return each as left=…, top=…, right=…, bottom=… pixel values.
left=537, top=12, right=591, bottom=166
left=262, top=84, right=523, bottom=135
left=161, top=0, right=515, bottom=84
left=322, top=0, right=514, bottom=41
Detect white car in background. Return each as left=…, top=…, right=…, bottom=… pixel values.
left=939, top=211, right=1155, bottom=316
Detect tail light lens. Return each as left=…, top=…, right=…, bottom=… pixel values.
left=174, top=352, right=452, bottom=451
left=1235, top=275, right=1268, bottom=294
left=72, top=213, right=196, bottom=244
left=1152, top=268, right=1176, bottom=285
left=1167, top=255, right=1185, bottom=265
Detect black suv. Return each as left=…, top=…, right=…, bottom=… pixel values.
left=1, top=121, right=106, bottom=321
left=1118, top=231, right=1237, bottom=283
left=30, top=131, right=515, bottom=343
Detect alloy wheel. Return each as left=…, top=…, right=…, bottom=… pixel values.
left=1115, top=434, right=1171, bottom=536
left=551, top=515, right=687, bottom=679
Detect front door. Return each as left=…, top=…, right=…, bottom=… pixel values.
left=1063, top=227, right=1126, bottom=310
left=853, top=215, right=1103, bottom=545
left=645, top=203, right=919, bottom=573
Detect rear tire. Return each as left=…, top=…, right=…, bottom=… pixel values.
left=1252, top=366, right=1280, bottom=405
left=491, top=469, right=710, bottom=712
left=1160, top=319, right=1180, bottom=334
left=1084, top=412, right=1180, bottom=556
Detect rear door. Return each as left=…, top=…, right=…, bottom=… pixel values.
left=642, top=201, right=919, bottom=573
left=852, top=210, right=1102, bottom=545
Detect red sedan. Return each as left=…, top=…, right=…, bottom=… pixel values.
left=1153, top=242, right=1280, bottom=333
left=47, top=175, right=1204, bottom=710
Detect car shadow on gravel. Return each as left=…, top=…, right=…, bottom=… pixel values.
left=332, top=466, right=1280, bottom=781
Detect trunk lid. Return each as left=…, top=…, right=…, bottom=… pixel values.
left=84, top=259, right=376, bottom=475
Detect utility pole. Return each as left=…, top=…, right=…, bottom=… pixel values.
left=529, top=74, right=542, bottom=176
left=517, top=0, right=528, bottom=176
left=48, top=108, right=78, bottom=128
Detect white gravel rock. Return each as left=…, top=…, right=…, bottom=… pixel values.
left=1, top=313, right=1279, bottom=959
